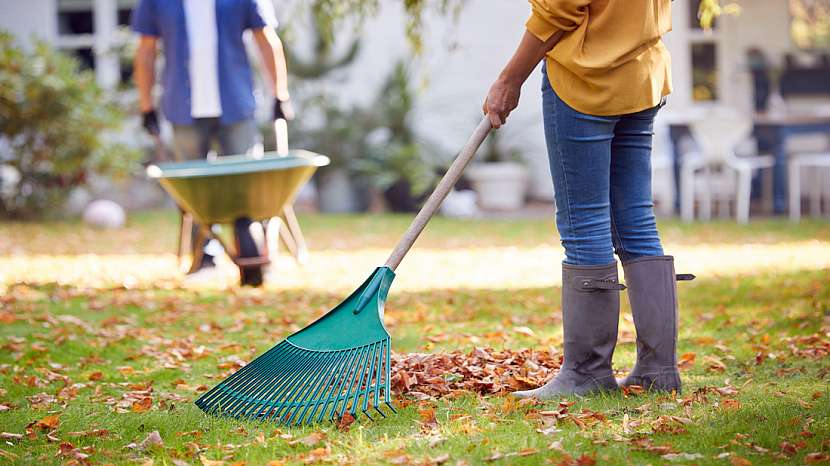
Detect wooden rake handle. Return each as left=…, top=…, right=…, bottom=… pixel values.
left=384, top=117, right=493, bottom=271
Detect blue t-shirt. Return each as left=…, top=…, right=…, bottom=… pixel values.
left=131, top=0, right=277, bottom=125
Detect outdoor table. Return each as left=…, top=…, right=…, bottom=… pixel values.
left=668, top=113, right=830, bottom=215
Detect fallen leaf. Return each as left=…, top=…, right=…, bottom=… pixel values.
left=337, top=412, right=355, bottom=432
left=431, top=453, right=450, bottom=464
left=730, top=456, right=752, bottom=466
left=293, top=432, right=325, bottom=447
left=805, top=452, right=830, bottom=464
left=88, top=372, right=103, bottom=381
left=0, top=432, right=23, bottom=441
left=662, top=452, right=704, bottom=461
left=141, top=431, right=164, bottom=449
left=721, top=399, right=741, bottom=411
left=131, top=397, right=152, bottom=413
left=33, top=414, right=60, bottom=430
left=200, top=455, right=225, bottom=466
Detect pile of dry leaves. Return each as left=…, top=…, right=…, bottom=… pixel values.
left=390, top=347, right=561, bottom=398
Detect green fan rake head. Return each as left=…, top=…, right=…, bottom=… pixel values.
left=195, top=117, right=492, bottom=427
left=195, top=267, right=397, bottom=425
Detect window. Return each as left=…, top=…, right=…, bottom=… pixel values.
left=691, top=42, right=718, bottom=102
left=689, top=0, right=718, bottom=30
left=790, top=0, right=830, bottom=48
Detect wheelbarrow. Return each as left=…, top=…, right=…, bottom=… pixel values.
left=146, top=150, right=330, bottom=285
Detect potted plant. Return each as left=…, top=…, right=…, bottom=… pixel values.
left=351, top=63, right=439, bottom=212
left=465, top=127, right=528, bottom=211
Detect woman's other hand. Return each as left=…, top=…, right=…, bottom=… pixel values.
left=483, top=77, right=521, bottom=129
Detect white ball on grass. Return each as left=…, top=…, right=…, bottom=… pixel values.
left=82, top=199, right=126, bottom=229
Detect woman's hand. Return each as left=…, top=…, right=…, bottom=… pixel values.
left=483, top=77, right=522, bottom=129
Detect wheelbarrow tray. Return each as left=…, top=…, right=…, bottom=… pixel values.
left=147, top=150, right=329, bottom=225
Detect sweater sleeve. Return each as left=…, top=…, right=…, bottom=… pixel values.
left=526, top=0, right=590, bottom=41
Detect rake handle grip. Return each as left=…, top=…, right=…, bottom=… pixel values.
left=384, top=117, right=492, bottom=271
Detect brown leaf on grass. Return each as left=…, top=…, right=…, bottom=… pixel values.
left=266, top=461, right=286, bottom=466
left=0, top=432, right=23, bottom=441
left=556, top=453, right=596, bottom=466
left=418, top=406, right=439, bottom=431
left=131, top=397, right=152, bottom=413
left=291, top=432, right=326, bottom=447
left=57, top=441, right=91, bottom=464
left=721, top=399, right=741, bottom=411
left=622, top=385, right=645, bottom=397
left=337, top=412, right=355, bottom=432
left=26, top=393, right=57, bottom=409
left=730, top=455, right=752, bottom=466
left=812, top=392, right=823, bottom=400
left=200, top=455, right=225, bottom=466
left=630, top=437, right=675, bottom=455
left=651, top=416, right=689, bottom=435
left=142, top=431, right=164, bottom=449
left=704, top=355, right=727, bottom=373
left=677, top=352, right=696, bottom=370
left=391, top=348, right=561, bottom=397
left=33, top=414, right=60, bottom=430
left=87, top=372, right=103, bottom=381
left=805, top=452, right=830, bottom=464
left=779, top=441, right=801, bottom=457
left=384, top=448, right=412, bottom=465
left=67, top=429, right=109, bottom=438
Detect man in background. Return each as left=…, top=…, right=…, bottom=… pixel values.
left=132, top=0, right=294, bottom=283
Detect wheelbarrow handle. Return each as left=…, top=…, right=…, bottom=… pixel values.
left=384, top=117, right=493, bottom=271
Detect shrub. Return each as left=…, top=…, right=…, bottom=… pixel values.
left=0, top=32, right=139, bottom=218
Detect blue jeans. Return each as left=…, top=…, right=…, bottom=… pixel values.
left=542, top=69, right=664, bottom=266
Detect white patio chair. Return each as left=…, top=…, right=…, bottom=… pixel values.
left=789, top=153, right=830, bottom=222
left=681, top=109, right=775, bottom=224
left=651, top=126, right=675, bottom=217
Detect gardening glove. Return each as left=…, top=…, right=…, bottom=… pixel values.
left=142, top=109, right=161, bottom=136
left=273, top=97, right=295, bottom=122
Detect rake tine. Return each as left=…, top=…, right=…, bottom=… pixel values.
left=294, top=350, right=351, bottom=426
left=384, top=338, right=394, bottom=409
left=316, top=348, right=360, bottom=424
left=340, top=345, right=372, bottom=417
left=326, top=346, right=362, bottom=422
left=265, top=350, right=326, bottom=424
left=372, top=339, right=385, bottom=411
left=236, top=345, right=307, bottom=419
left=333, top=344, right=369, bottom=421
left=247, top=345, right=314, bottom=420
left=305, top=350, right=350, bottom=424
left=361, top=343, right=380, bottom=415
left=221, top=345, right=302, bottom=416
left=285, top=351, right=341, bottom=426
left=225, top=345, right=307, bottom=418
left=271, top=351, right=332, bottom=425
left=259, top=351, right=316, bottom=424
left=196, top=341, right=286, bottom=410
left=231, top=347, right=308, bottom=420
left=205, top=342, right=295, bottom=414
left=354, top=344, right=379, bottom=418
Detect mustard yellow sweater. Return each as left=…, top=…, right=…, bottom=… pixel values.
left=527, top=0, right=672, bottom=116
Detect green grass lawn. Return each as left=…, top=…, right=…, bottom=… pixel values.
left=1, top=211, right=829, bottom=465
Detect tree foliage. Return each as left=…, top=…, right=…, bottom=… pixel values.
left=0, top=33, right=139, bottom=218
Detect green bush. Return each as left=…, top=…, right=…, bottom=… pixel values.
left=0, top=32, right=139, bottom=218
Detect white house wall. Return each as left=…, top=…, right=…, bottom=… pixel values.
left=0, top=0, right=57, bottom=45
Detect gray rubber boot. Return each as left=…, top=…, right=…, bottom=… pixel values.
left=619, top=255, right=694, bottom=393
left=512, top=262, right=624, bottom=399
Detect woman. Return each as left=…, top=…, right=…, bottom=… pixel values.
left=483, top=0, right=693, bottom=397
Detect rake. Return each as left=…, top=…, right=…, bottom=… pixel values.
left=195, top=117, right=493, bottom=426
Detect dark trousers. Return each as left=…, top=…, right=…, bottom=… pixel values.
left=172, top=117, right=260, bottom=269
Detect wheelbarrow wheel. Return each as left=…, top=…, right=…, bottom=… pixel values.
left=234, top=217, right=265, bottom=287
